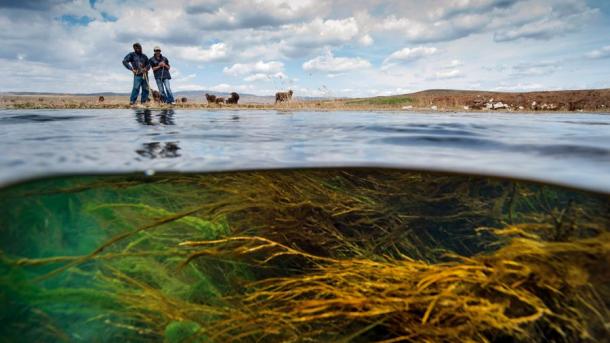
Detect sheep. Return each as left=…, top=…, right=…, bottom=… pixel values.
left=205, top=93, right=216, bottom=104
left=226, top=92, right=240, bottom=104
left=215, top=97, right=225, bottom=104
left=275, top=89, right=293, bottom=104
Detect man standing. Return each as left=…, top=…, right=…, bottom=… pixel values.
left=122, top=42, right=150, bottom=105
left=149, top=46, right=175, bottom=104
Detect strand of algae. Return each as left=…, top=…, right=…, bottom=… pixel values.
left=33, top=205, right=211, bottom=283
left=179, top=229, right=609, bottom=342
left=1, top=169, right=608, bottom=342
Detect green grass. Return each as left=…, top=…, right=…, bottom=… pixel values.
left=346, top=95, right=413, bottom=106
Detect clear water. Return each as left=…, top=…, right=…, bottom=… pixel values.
left=1, top=109, right=609, bottom=341
left=1, top=109, right=609, bottom=192
left=1, top=170, right=608, bottom=342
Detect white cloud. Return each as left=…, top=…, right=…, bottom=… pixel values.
left=223, top=60, right=287, bottom=82
left=372, top=13, right=491, bottom=43
left=223, top=61, right=284, bottom=76
left=0, top=0, right=607, bottom=96
left=510, top=61, right=559, bottom=76
left=302, top=50, right=371, bottom=73
left=367, top=0, right=596, bottom=44
left=0, top=58, right=131, bottom=93
left=384, top=46, right=439, bottom=64
left=288, top=17, right=362, bottom=48
left=184, top=0, right=324, bottom=30
left=586, top=45, right=610, bottom=59
left=359, top=34, right=374, bottom=46
left=432, top=69, right=463, bottom=80
left=208, top=83, right=257, bottom=93
left=445, top=59, right=463, bottom=68
left=244, top=72, right=287, bottom=82
left=492, top=82, right=547, bottom=91
left=176, top=43, right=229, bottom=63
left=492, top=0, right=598, bottom=42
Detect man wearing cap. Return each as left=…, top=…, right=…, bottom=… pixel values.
left=122, top=43, right=150, bottom=105
left=149, top=46, right=175, bottom=104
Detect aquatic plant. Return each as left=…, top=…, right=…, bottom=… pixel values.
left=181, top=229, right=608, bottom=342
left=0, top=169, right=607, bottom=342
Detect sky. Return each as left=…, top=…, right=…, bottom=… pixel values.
left=1, top=0, right=609, bottom=97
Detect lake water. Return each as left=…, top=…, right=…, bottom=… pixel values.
left=1, top=109, right=609, bottom=342
left=0, top=109, right=609, bottom=193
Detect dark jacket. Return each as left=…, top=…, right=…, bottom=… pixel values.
left=149, top=55, right=172, bottom=80
left=122, top=52, right=150, bottom=75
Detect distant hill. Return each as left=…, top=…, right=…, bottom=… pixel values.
left=344, top=88, right=610, bottom=111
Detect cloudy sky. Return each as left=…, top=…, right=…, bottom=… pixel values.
left=1, top=0, right=609, bottom=97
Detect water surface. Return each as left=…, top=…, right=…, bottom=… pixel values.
left=1, top=109, right=609, bottom=192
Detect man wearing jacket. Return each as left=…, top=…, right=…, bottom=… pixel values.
left=149, top=46, right=175, bottom=104
left=122, top=42, right=150, bottom=105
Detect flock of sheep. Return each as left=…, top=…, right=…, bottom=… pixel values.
left=205, top=92, right=240, bottom=104
left=98, top=89, right=294, bottom=105
left=205, top=89, right=294, bottom=105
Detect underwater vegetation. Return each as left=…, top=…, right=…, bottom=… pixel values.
left=0, top=168, right=608, bottom=342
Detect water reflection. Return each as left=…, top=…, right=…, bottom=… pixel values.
left=135, top=109, right=175, bottom=126
left=135, top=142, right=181, bottom=159
left=134, top=109, right=181, bottom=159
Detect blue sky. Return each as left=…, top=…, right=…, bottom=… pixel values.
left=1, top=0, right=609, bottom=97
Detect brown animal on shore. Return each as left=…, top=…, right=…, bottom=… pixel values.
left=152, top=90, right=162, bottom=103
left=215, top=97, right=225, bottom=104
left=275, top=89, right=293, bottom=104
left=226, top=92, right=240, bottom=104
left=181, top=97, right=187, bottom=103
left=98, top=96, right=105, bottom=103
left=205, top=93, right=216, bottom=104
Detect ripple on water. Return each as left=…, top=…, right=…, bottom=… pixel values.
left=0, top=109, right=609, bottom=193
left=0, top=114, right=89, bottom=123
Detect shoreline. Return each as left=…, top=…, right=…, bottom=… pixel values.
left=2, top=102, right=609, bottom=114
left=2, top=88, right=610, bottom=113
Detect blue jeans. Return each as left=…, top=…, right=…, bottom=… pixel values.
left=130, top=75, right=150, bottom=104
left=155, top=78, right=174, bottom=103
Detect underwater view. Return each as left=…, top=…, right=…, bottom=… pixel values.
left=1, top=168, right=609, bottom=342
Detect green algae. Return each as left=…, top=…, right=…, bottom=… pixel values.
left=0, top=168, right=608, bottom=342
